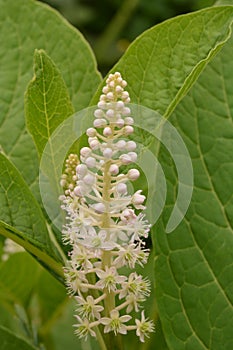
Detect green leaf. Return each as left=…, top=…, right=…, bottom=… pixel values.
left=0, top=253, right=40, bottom=306
left=0, top=0, right=101, bottom=197
left=93, top=6, right=233, bottom=118
left=0, top=153, right=63, bottom=277
left=154, top=31, right=233, bottom=349
left=92, top=5, right=233, bottom=350
left=0, top=326, right=37, bottom=350
left=25, top=49, right=74, bottom=157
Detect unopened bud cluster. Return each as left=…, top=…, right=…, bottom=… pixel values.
left=60, top=72, right=154, bottom=342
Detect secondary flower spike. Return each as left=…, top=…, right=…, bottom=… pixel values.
left=60, top=72, right=154, bottom=342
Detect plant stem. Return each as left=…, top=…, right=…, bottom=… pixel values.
left=95, top=327, right=108, bottom=350
left=94, top=0, right=139, bottom=63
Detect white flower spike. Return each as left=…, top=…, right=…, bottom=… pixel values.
left=60, top=72, right=154, bottom=343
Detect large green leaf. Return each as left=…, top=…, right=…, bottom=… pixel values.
left=0, top=153, right=63, bottom=277
left=0, top=0, right=101, bottom=197
left=94, top=5, right=233, bottom=350
left=154, top=27, right=233, bottom=350
left=25, top=49, right=74, bottom=157
left=0, top=326, right=37, bottom=350
left=93, top=6, right=233, bottom=117
left=0, top=253, right=40, bottom=306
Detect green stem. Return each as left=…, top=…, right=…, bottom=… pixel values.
left=0, top=223, right=64, bottom=278
left=95, top=327, right=108, bottom=350
left=94, top=0, right=139, bottom=63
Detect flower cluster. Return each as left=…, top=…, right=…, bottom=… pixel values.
left=60, top=72, right=154, bottom=342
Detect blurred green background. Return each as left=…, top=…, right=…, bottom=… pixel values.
left=39, top=0, right=215, bottom=74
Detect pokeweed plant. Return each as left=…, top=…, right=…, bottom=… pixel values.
left=0, top=1, right=233, bottom=350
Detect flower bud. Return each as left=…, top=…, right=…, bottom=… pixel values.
left=85, top=157, right=96, bottom=168
left=83, top=174, right=95, bottom=185
left=93, top=119, right=107, bottom=128
left=128, top=168, right=140, bottom=180
left=120, top=154, right=132, bottom=164
left=80, top=147, right=91, bottom=158
left=116, top=183, right=127, bottom=195
left=86, top=128, right=96, bottom=137
left=103, top=126, right=112, bottom=136
left=103, top=148, right=113, bottom=158
left=126, top=141, right=136, bottom=151
left=124, top=125, right=134, bottom=135
left=109, top=164, right=119, bottom=175
left=76, top=164, right=88, bottom=177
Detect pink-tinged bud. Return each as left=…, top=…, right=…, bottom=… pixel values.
left=120, top=154, right=132, bottom=165
left=94, top=108, right=104, bottom=117
left=85, top=157, right=96, bottom=168
left=125, top=117, right=134, bottom=125
left=116, top=101, right=124, bottom=109
left=109, top=164, right=119, bottom=175
left=86, top=128, right=96, bottom=137
left=121, top=208, right=136, bottom=223
left=60, top=179, right=67, bottom=188
left=76, top=164, right=88, bottom=177
left=103, top=148, right=113, bottom=158
left=132, top=190, right=146, bottom=205
left=116, top=140, right=126, bottom=150
left=116, top=183, right=127, bottom=194
left=89, top=139, right=99, bottom=150
left=102, top=86, right=109, bottom=94
left=93, top=118, right=107, bottom=128
left=128, top=168, right=140, bottom=180
left=92, top=202, right=105, bottom=213
left=80, top=147, right=91, bottom=158
left=106, top=109, right=115, bottom=119
left=106, top=92, right=114, bottom=100
left=115, top=85, right=123, bottom=93
left=122, top=107, right=131, bottom=115
left=124, top=125, right=134, bottom=135
left=74, top=186, right=83, bottom=197
left=122, top=91, right=129, bottom=100
left=126, top=141, right=136, bottom=151
left=97, top=101, right=106, bottom=110
left=83, top=174, right=95, bottom=185
left=128, top=152, right=137, bottom=162
left=103, top=126, right=112, bottom=136
left=116, top=119, right=124, bottom=128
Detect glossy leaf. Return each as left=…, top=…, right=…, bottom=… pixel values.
left=0, top=0, right=101, bottom=197
left=25, top=50, right=74, bottom=157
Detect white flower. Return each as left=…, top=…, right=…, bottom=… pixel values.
left=75, top=295, right=104, bottom=320
left=131, top=190, right=146, bottom=209
left=119, top=272, right=150, bottom=300
left=96, top=266, right=126, bottom=292
left=113, top=243, right=149, bottom=268
left=70, top=244, right=93, bottom=270
left=135, top=311, right=155, bottom=342
left=64, top=267, right=88, bottom=294
left=74, top=315, right=96, bottom=339
left=100, top=310, right=131, bottom=335
left=79, top=229, right=116, bottom=250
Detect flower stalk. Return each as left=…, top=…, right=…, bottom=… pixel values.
left=60, top=72, right=154, bottom=348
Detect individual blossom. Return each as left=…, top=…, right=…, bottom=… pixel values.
left=100, top=309, right=132, bottom=335
left=60, top=72, right=154, bottom=344
left=135, top=311, right=155, bottom=342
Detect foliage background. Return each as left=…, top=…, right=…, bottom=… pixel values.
left=39, top=0, right=216, bottom=73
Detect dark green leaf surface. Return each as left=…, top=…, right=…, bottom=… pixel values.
left=0, top=153, right=63, bottom=274
left=154, top=30, right=233, bottom=350
left=25, top=50, right=74, bottom=157
left=0, top=0, right=101, bottom=197
left=93, top=6, right=233, bottom=118
left=0, top=326, right=37, bottom=350
left=0, top=253, right=40, bottom=305
left=95, top=5, right=233, bottom=350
